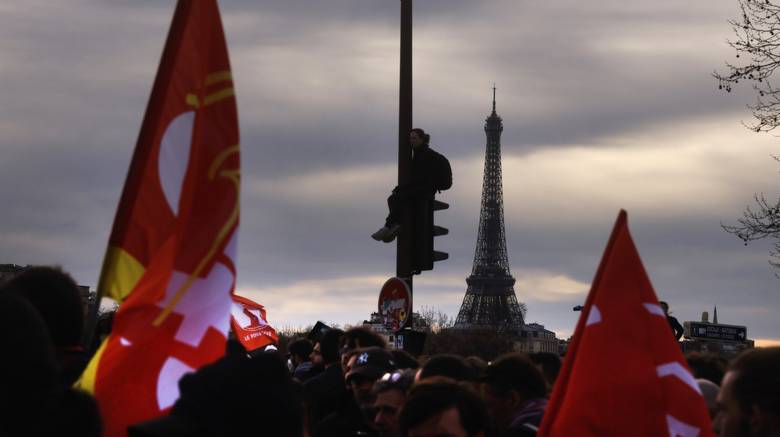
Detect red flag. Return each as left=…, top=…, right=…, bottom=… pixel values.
left=538, top=211, right=713, bottom=437
left=76, top=1, right=240, bottom=435
left=230, top=295, right=279, bottom=351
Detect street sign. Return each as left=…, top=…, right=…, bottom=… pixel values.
left=395, top=333, right=404, bottom=350
left=378, top=277, right=412, bottom=332
left=684, top=321, right=748, bottom=342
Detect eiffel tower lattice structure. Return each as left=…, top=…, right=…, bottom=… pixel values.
left=453, top=89, right=525, bottom=332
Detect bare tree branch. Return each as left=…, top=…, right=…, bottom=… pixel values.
left=723, top=192, right=780, bottom=267
left=717, top=2, right=780, bottom=272
left=721, top=157, right=780, bottom=271
left=417, top=305, right=455, bottom=333
left=715, top=0, right=780, bottom=132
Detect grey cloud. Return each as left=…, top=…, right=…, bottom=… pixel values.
left=1, top=0, right=778, bottom=341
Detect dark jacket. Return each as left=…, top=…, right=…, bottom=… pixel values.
left=396, top=145, right=452, bottom=199
left=313, top=395, right=377, bottom=437
left=667, top=315, right=684, bottom=341
left=304, top=364, right=348, bottom=429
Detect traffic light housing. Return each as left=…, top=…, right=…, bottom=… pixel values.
left=411, top=197, right=448, bottom=273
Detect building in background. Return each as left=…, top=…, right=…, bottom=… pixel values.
left=0, top=263, right=96, bottom=317
left=514, top=323, right=559, bottom=354
left=0, top=263, right=27, bottom=283
left=363, top=311, right=430, bottom=350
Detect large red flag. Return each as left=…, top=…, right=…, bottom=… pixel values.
left=230, top=294, right=279, bottom=351
left=76, top=1, right=240, bottom=435
left=538, top=211, right=713, bottom=437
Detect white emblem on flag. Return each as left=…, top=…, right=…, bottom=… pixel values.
left=586, top=305, right=602, bottom=326
left=657, top=362, right=702, bottom=395
left=157, top=262, right=234, bottom=347
left=157, top=357, right=195, bottom=410
left=231, top=304, right=268, bottom=331
left=156, top=231, right=237, bottom=348
left=643, top=303, right=665, bottom=318
left=158, top=111, right=194, bottom=217
left=666, top=414, right=701, bottom=437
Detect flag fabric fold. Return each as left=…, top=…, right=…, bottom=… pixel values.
left=230, top=294, right=279, bottom=352
left=76, top=1, right=240, bottom=435
left=538, top=210, right=713, bottom=437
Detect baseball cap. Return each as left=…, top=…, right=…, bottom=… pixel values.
left=345, top=347, right=396, bottom=384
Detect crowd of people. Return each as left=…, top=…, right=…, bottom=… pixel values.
left=2, top=265, right=780, bottom=436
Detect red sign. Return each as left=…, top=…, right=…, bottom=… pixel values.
left=378, top=277, right=412, bottom=331
left=231, top=295, right=279, bottom=351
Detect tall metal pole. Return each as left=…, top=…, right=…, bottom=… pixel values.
left=397, top=0, right=413, bottom=299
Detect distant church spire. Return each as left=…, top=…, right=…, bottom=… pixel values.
left=713, top=305, right=718, bottom=324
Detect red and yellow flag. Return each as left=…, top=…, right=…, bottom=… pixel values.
left=76, top=1, right=240, bottom=435
left=538, top=211, right=713, bottom=437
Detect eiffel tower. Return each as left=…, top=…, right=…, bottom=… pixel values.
left=453, top=88, right=525, bottom=332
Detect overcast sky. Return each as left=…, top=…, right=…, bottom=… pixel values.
left=1, top=0, right=779, bottom=344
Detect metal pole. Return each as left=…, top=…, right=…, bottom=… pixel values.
left=397, top=0, right=413, bottom=317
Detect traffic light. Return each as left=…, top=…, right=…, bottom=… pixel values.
left=411, top=197, right=449, bottom=273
